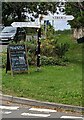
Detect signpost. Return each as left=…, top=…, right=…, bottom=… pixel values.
left=37, top=28, right=41, bottom=68
left=11, top=22, right=40, bottom=28
left=10, top=14, right=74, bottom=72
left=42, top=15, right=74, bottom=21
left=6, top=45, right=28, bottom=75
left=77, top=37, right=84, bottom=44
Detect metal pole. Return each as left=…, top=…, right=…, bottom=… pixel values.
left=37, top=28, right=41, bottom=69
left=52, top=19, right=54, bottom=34
left=44, top=20, right=47, bottom=39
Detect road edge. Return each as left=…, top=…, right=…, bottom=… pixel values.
left=0, top=94, right=84, bottom=113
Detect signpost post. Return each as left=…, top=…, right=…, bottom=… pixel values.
left=37, top=28, right=41, bottom=69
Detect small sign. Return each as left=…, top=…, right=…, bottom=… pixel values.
left=77, top=37, right=84, bottom=44
left=11, top=22, right=40, bottom=28
left=42, top=15, right=74, bottom=21
left=6, top=45, right=28, bottom=75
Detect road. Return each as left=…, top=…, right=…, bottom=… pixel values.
left=0, top=103, right=83, bottom=119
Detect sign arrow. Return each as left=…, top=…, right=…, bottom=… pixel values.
left=11, top=22, right=41, bottom=28
left=42, top=15, right=74, bottom=21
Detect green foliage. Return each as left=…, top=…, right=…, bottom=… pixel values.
left=1, top=53, right=7, bottom=68
left=55, top=30, right=72, bottom=35
left=2, top=2, right=58, bottom=26
left=2, top=2, right=27, bottom=25
left=43, top=24, right=55, bottom=39
left=41, top=56, right=58, bottom=65
left=53, top=43, right=70, bottom=58
left=65, top=2, right=84, bottom=28
left=26, top=41, right=37, bottom=65
left=41, top=56, right=67, bottom=66
left=1, top=31, right=70, bottom=67
left=41, top=38, right=69, bottom=59
left=41, top=25, right=52, bottom=38
left=2, top=63, right=82, bottom=106
left=41, top=39, right=54, bottom=57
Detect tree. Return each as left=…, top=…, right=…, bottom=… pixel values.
left=65, top=2, right=84, bottom=28
left=2, top=2, right=27, bottom=25
left=2, top=2, right=58, bottom=26
left=65, top=2, right=84, bottom=39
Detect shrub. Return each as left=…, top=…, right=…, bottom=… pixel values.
left=1, top=41, right=69, bottom=68
left=41, top=39, right=55, bottom=57
left=1, top=53, right=7, bottom=68
left=53, top=43, right=70, bottom=58
left=41, top=38, right=69, bottom=59
left=41, top=56, right=67, bottom=66
left=26, top=42, right=37, bottom=65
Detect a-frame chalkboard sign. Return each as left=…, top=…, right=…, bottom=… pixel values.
left=6, top=44, right=28, bottom=75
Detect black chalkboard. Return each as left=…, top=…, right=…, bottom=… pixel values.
left=7, top=45, right=28, bottom=75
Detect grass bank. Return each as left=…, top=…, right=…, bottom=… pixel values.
left=2, top=64, right=82, bottom=106
left=2, top=31, right=83, bottom=106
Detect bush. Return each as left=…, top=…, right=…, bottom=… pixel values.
left=53, top=43, right=70, bottom=58
left=41, top=56, right=67, bottom=66
left=1, top=53, right=7, bottom=68
left=1, top=37, right=69, bottom=69
left=26, top=42, right=37, bottom=65
left=41, top=38, right=69, bottom=58
left=41, top=39, right=55, bottom=57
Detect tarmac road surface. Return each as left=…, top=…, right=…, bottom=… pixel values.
left=0, top=104, right=83, bottom=119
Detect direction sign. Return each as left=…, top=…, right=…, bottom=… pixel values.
left=11, top=22, right=41, bottom=28
left=42, top=15, right=74, bottom=21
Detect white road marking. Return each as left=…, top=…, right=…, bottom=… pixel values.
left=29, top=108, right=57, bottom=113
left=21, top=113, right=50, bottom=117
left=2, top=111, right=12, bottom=114
left=0, top=105, right=19, bottom=110
left=61, top=116, right=83, bottom=119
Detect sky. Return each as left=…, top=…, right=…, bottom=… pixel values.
left=52, top=20, right=71, bottom=31
left=40, top=17, right=71, bottom=31
left=46, top=5, right=71, bottom=31
left=38, top=10, right=71, bottom=31
left=47, top=11, right=71, bottom=31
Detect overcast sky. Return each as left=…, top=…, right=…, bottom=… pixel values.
left=48, top=8, right=71, bottom=31
left=48, top=11, right=71, bottom=31
left=52, top=20, right=71, bottom=30
left=40, top=18, right=71, bottom=31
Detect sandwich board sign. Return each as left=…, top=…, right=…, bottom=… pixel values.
left=6, top=45, right=28, bottom=75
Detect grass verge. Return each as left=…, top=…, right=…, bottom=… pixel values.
left=2, top=63, right=82, bottom=106
left=2, top=31, right=83, bottom=106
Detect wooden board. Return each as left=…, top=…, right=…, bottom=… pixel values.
left=8, top=44, right=28, bottom=75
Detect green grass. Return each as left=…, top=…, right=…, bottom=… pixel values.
left=2, top=63, right=82, bottom=106
left=2, top=31, right=83, bottom=106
